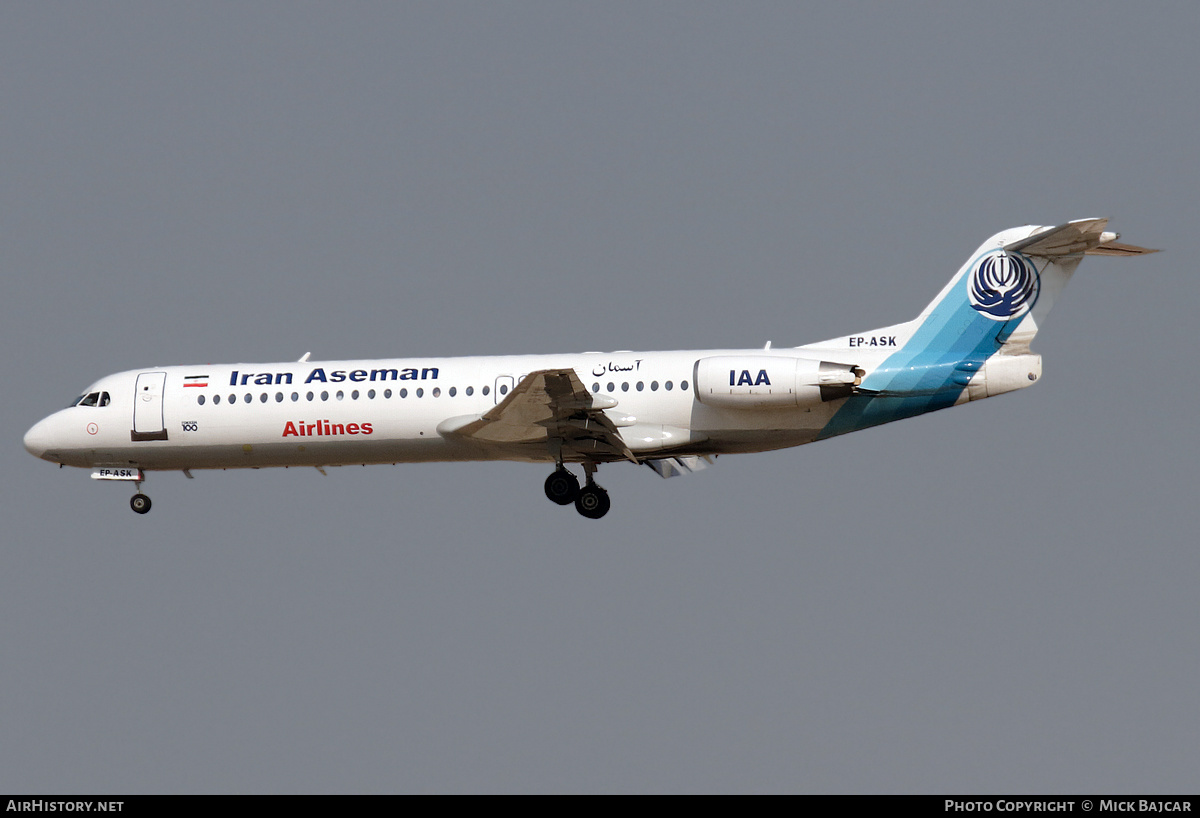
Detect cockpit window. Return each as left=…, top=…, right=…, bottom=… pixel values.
left=71, top=391, right=110, bottom=408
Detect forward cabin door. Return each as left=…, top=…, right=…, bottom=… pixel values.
left=131, top=371, right=169, bottom=441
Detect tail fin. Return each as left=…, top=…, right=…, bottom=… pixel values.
left=912, top=218, right=1155, bottom=354
left=809, top=219, right=1156, bottom=439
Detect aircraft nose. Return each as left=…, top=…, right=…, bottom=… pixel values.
left=23, top=417, right=53, bottom=460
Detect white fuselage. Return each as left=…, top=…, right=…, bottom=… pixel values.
left=24, top=347, right=875, bottom=473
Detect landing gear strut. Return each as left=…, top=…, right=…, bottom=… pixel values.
left=543, top=463, right=611, bottom=519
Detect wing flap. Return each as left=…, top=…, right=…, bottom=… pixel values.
left=440, top=368, right=638, bottom=463
left=646, top=455, right=713, bottom=479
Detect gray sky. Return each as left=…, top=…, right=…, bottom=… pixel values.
left=3, top=2, right=1198, bottom=793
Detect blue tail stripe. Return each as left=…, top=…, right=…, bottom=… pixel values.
left=816, top=252, right=1033, bottom=440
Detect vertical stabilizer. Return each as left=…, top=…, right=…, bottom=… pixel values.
left=812, top=219, right=1156, bottom=439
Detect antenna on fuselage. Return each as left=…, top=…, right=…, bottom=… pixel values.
left=298, top=351, right=311, bottom=362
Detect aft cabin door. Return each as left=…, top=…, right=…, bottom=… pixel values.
left=131, top=372, right=168, bottom=441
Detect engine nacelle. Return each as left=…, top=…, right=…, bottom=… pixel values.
left=693, top=356, right=861, bottom=409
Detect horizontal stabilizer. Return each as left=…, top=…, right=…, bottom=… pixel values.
left=1005, top=218, right=1158, bottom=258
left=1085, top=241, right=1159, bottom=257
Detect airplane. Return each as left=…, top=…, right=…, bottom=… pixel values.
left=23, top=218, right=1155, bottom=519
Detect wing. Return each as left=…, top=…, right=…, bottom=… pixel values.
left=436, top=369, right=637, bottom=463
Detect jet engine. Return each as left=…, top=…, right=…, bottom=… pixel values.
left=692, top=356, right=862, bottom=409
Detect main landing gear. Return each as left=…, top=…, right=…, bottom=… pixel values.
left=544, top=463, right=610, bottom=519
left=544, top=469, right=579, bottom=505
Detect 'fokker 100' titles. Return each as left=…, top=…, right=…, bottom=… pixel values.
left=23, top=219, right=1156, bottom=519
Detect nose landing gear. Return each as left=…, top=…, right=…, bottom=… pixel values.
left=544, top=462, right=610, bottom=519
left=129, top=477, right=151, bottom=514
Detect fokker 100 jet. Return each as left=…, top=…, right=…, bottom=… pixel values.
left=24, top=219, right=1154, bottom=518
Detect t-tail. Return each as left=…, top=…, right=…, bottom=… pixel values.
left=804, top=218, right=1157, bottom=440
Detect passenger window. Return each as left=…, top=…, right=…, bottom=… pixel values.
left=291, top=392, right=299, bottom=402
left=466, top=386, right=474, bottom=396
left=214, top=394, right=221, bottom=405
left=244, top=394, right=252, bottom=404
left=665, top=381, right=673, bottom=391
left=198, top=395, right=206, bottom=405
left=636, top=382, right=644, bottom=391
left=351, top=390, right=359, bottom=400
left=321, top=391, right=329, bottom=401
left=275, top=392, right=284, bottom=402
left=592, top=383, right=599, bottom=393
left=400, top=388, right=408, bottom=398
left=432, top=388, right=441, bottom=398
left=336, top=391, right=344, bottom=401
left=368, top=390, right=376, bottom=399
left=482, top=385, right=490, bottom=396
left=681, top=380, right=689, bottom=391
left=384, top=389, right=392, bottom=398
left=260, top=393, right=268, bottom=403
left=449, top=387, right=456, bottom=397
left=228, top=394, right=236, bottom=404
left=621, top=382, right=629, bottom=392
left=651, top=381, right=659, bottom=391
left=416, top=388, right=424, bottom=398
left=499, top=384, right=508, bottom=395
left=306, top=392, right=314, bottom=401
